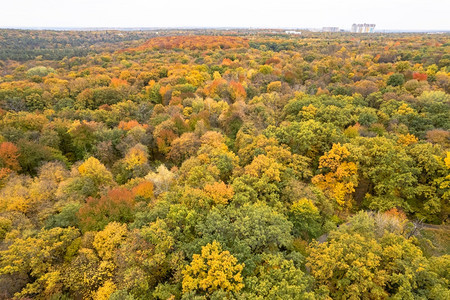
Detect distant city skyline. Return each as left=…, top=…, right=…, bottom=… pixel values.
left=1, top=0, right=449, bottom=31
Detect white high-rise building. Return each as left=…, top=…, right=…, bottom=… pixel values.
left=351, top=23, right=376, bottom=33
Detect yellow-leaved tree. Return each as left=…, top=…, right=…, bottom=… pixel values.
left=124, top=144, right=148, bottom=170
left=182, top=241, right=244, bottom=296
left=93, top=222, right=127, bottom=261
left=312, top=143, right=358, bottom=211
left=78, top=157, right=114, bottom=186
left=94, top=280, right=116, bottom=300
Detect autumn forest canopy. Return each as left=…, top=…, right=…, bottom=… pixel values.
left=0, top=29, right=449, bottom=299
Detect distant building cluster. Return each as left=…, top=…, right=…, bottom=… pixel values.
left=285, top=30, right=302, bottom=35
left=322, top=27, right=339, bottom=32
left=351, top=23, right=376, bottom=33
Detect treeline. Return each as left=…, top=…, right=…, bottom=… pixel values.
left=0, top=30, right=160, bottom=61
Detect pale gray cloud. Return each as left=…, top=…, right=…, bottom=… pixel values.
left=0, top=0, right=448, bottom=31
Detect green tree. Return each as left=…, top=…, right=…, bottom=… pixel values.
left=307, top=212, right=450, bottom=299
left=289, top=198, right=322, bottom=240
left=241, top=254, right=314, bottom=300
left=387, top=73, right=405, bottom=86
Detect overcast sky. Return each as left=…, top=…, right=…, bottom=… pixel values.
left=1, top=0, right=449, bottom=31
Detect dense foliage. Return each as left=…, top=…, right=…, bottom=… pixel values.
left=0, top=29, right=449, bottom=299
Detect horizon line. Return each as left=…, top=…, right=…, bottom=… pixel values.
left=0, top=26, right=449, bottom=33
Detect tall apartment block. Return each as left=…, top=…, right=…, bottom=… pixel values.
left=351, top=24, right=376, bottom=33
